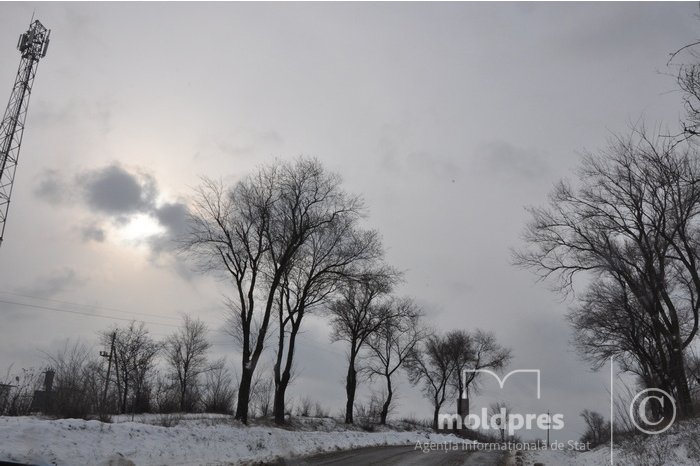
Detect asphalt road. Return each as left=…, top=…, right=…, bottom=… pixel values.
left=276, top=445, right=507, bottom=466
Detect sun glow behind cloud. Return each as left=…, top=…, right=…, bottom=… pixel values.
left=115, top=213, right=166, bottom=243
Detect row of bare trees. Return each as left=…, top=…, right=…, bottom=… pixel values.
left=182, top=157, right=512, bottom=426
left=183, top=159, right=383, bottom=424
left=0, top=316, right=236, bottom=418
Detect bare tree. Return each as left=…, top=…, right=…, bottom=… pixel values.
left=515, top=130, right=700, bottom=417
left=580, top=409, right=609, bottom=447
left=568, top=278, right=668, bottom=392
left=272, top=192, right=383, bottom=424
left=452, top=329, right=511, bottom=414
left=164, top=315, right=211, bottom=412
left=183, top=158, right=366, bottom=423
left=488, top=401, right=513, bottom=442
left=202, top=359, right=236, bottom=414
left=105, top=322, right=160, bottom=414
left=250, top=372, right=273, bottom=418
left=405, top=332, right=457, bottom=430
left=672, top=41, right=700, bottom=138
left=329, top=267, right=401, bottom=424
left=364, top=298, right=426, bottom=424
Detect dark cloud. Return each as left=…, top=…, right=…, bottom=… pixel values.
left=34, top=163, right=189, bottom=253
left=475, top=141, right=550, bottom=179
left=150, top=201, right=190, bottom=255
left=154, top=202, right=189, bottom=238
left=80, top=224, right=106, bottom=243
left=16, top=267, right=82, bottom=299
left=80, top=164, right=157, bottom=217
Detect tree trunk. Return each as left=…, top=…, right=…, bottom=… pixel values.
left=235, top=367, right=252, bottom=423
left=432, top=404, right=440, bottom=430
left=121, top=378, right=129, bottom=414
left=345, top=353, right=357, bottom=424
left=273, top=309, right=302, bottom=424
left=380, top=376, right=392, bottom=425
left=669, top=343, right=693, bottom=417
left=273, top=306, right=285, bottom=424
left=180, top=381, right=187, bottom=412
left=273, top=384, right=286, bottom=424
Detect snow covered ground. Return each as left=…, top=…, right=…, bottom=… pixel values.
left=522, top=418, right=700, bottom=466
left=0, top=414, right=465, bottom=466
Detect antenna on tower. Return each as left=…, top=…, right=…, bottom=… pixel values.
left=0, top=18, right=50, bottom=248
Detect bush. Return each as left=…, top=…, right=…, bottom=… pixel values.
left=312, top=401, right=329, bottom=418
left=354, top=393, right=383, bottom=430
left=202, top=361, right=236, bottom=415
left=44, top=341, right=102, bottom=419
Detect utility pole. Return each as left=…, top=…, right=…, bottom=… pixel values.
left=546, top=410, right=551, bottom=447
left=0, top=19, right=50, bottom=248
left=100, top=332, right=116, bottom=413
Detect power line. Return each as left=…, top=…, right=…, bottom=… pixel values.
left=0, top=298, right=180, bottom=328
left=0, top=294, right=346, bottom=357
left=0, top=290, right=181, bottom=321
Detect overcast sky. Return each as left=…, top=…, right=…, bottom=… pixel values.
left=0, top=2, right=698, bottom=442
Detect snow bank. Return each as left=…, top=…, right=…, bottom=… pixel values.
left=524, top=418, right=700, bottom=466
left=0, top=416, right=463, bottom=465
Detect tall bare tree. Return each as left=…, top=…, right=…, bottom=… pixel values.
left=515, top=130, right=700, bottom=416
left=364, top=298, right=426, bottom=424
left=183, top=158, right=366, bottom=423
left=328, top=268, right=400, bottom=424
left=272, top=220, right=383, bottom=423
left=164, top=315, right=211, bottom=412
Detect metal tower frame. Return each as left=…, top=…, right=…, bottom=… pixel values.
left=0, top=19, right=50, bottom=247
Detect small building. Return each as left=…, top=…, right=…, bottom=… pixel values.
left=30, top=369, right=55, bottom=413
left=0, top=383, right=13, bottom=411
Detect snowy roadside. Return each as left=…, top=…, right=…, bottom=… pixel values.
left=521, top=418, right=700, bottom=466
left=0, top=415, right=465, bottom=466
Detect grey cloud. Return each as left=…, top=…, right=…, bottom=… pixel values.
left=80, top=224, right=106, bottom=243
left=475, top=141, right=550, bottom=179
left=154, top=202, right=190, bottom=238
left=34, top=169, right=69, bottom=205
left=35, top=163, right=188, bottom=253
left=377, top=128, right=462, bottom=181
left=80, top=164, right=157, bottom=217
left=16, top=267, right=83, bottom=299
left=150, top=201, right=191, bottom=255
left=406, top=151, right=462, bottom=181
